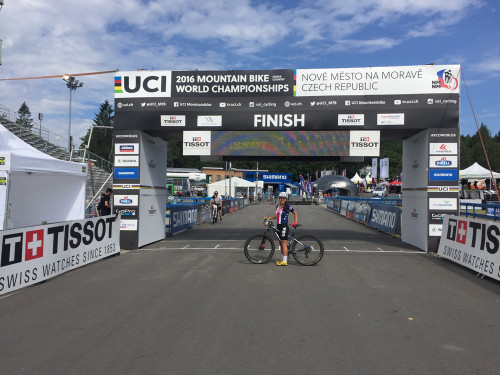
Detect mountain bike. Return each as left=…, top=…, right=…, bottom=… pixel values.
left=244, top=219, right=324, bottom=265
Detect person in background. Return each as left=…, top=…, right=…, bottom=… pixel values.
left=210, top=190, right=223, bottom=223
left=98, top=188, right=113, bottom=216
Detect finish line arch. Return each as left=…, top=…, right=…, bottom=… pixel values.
left=113, top=65, right=460, bottom=251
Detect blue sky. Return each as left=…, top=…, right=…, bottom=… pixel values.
left=0, top=0, right=499, bottom=144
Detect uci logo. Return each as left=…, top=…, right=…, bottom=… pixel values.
left=116, top=73, right=171, bottom=97
left=122, top=75, right=168, bottom=93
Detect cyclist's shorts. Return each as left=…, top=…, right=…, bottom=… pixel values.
left=276, top=224, right=289, bottom=241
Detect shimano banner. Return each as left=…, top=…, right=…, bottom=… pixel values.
left=368, top=205, right=400, bottom=235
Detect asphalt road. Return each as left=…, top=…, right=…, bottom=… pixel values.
left=1, top=203, right=500, bottom=374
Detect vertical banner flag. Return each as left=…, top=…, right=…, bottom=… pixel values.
left=372, top=158, right=378, bottom=180
left=380, top=158, right=389, bottom=180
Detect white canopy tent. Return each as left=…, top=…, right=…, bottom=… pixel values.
left=459, top=162, right=500, bottom=179
left=350, top=173, right=364, bottom=184
left=0, top=124, right=87, bottom=230
left=206, top=176, right=255, bottom=198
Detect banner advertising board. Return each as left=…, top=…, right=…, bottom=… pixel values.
left=438, top=216, right=500, bottom=281
left=368, top=205, right=400, bottom=235
left=0, top=215, right=120, bottom=296
left=353, top=201, right=372, bottom=223
left=114, top=65, right=460, bottom=141
left=169, top=204, right=198, bottom=234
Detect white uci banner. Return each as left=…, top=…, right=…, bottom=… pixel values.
left=438, top=216, right=500, bottom=281
left=0, top=215, right=120, bottom=296
left=295, top=65, right=460, bottom=96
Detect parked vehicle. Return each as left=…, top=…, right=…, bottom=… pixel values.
left=372, top=185, right=388, bottom=197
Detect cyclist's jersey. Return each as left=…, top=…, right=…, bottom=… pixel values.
left=212, top=195, right=222, bottom=205
left=275, top=203, right=295, bottom=225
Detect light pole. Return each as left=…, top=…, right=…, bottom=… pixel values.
left=62, top=75, right=83, bottom=156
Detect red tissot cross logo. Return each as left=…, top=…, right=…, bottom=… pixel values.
left=456, top=220, right=467, bottom=244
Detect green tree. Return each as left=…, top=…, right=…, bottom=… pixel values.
left=16, top=102, right=34, bottom=129
left=79, top=100, right=114, bottom=161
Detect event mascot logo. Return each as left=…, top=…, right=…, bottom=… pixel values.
left=436, top=69, right=458, bottom=90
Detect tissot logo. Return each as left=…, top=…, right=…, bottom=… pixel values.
left=1, top=218, right=117, bottom=267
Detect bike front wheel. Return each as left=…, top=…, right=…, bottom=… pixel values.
left=291, top=234, right=324, bottom=266
left=244, top=234, right=275, bottom=264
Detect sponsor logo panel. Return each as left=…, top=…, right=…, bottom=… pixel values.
left=429, top=224, right=443, bottom=237
left=429, top=156, right=458, bottom=168
left=114, top=156, right=139, bottom=167
left=161, top=115, right=186, bottom=126
left=429, top=169, right=458, bottom=181
left=183, top=131, right=211, bottom=156
left=197, top=115, right=222, bottom=127
left=338, top=114, right=364, bottom=126
left=429, top=143, right=457, bottom=155
left=377, top=113, right=405, bottom=125
left=114, top=195, right=139, bottom=206
left=120, top=219, right=138, bottom=231
left=349, top=131, right=380, bottom=157
left=112, top=184, right=140, bottom=190
left=427, top=186, right=459, bottom=193
left=115, top=143, right=139, bottom=155
left=429, top=198, right=457, bottom=210
left=114, top=168, right=139, bottom=179
left=115, top=208, right=138, bottom=218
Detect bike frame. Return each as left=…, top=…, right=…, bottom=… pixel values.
left=264, top=221, right=302, bottom=253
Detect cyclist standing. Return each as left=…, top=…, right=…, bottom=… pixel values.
left=266, top=191, right=298, bottom=266
left=210, top=191, right=223, bottom=223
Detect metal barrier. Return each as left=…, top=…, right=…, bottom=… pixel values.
left=325, top=196, right=402, bottom=236
left=460, top=201, right=500, bottom=222
left=325, top=196, right=402, bottom=206
left=165, top=197, right=248, bottom=235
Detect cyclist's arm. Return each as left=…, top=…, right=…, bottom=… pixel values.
left=292, top=211, right=298, bottom=226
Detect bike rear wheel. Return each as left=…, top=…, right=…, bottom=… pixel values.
left=291, top=234, right=324, bottom=266
left=244, top=234, right=275, bottom=264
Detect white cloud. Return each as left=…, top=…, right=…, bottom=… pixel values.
left=0, top=0, right=492, bottom=141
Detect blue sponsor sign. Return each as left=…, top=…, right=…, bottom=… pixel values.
left=168, top=204, right=198, bottom=234
left=486, top=203, right=500, bottom=217
left=368, top=205, right=400, bottom=235
left=114, top=168, right=139, bottom=179
left=429, top=169, right=457, bottom=181
left=245, top=172, right=292, bottom=183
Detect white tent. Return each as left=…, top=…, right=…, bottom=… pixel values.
left=460, top=162, right=500, bottom=179
left=350, top=173, right=364, bottom=183
left=0, top=124, right=87, bottom=230
left=206, top=177, right=255, bottom=198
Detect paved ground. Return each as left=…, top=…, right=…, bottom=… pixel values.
left=1, top=203, right=500, bottom=374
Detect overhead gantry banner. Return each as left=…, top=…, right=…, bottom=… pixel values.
left=114, top=65, right=460, bottom=157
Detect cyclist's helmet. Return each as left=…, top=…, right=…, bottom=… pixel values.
left=214, top=191, right=218, bottom=194
left=278, top=192, right=287, bottom=199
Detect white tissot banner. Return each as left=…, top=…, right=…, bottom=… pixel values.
left=438, top=216, right=500, bottom=281
left=0, top=215, right=121, bottom=296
